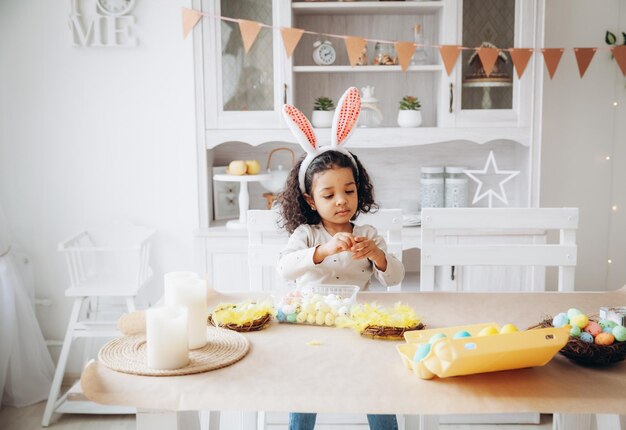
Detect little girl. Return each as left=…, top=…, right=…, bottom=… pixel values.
left=276, top=87, right=403, bottom=430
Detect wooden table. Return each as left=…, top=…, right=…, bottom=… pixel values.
left=82, top=288, right=626, bottom=430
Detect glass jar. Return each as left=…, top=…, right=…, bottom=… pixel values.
left=373, top=42, right=397, bottom=65
left=411, top=24, right=429, bottom=65
left=358, top=86, right=383, bottom=127
left=444, top=166, right=469, bottom=208
left=420, top=166, right=444, bottom=209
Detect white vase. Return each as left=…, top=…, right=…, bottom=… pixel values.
left=397, top=110, right=422, bottom=128
left=311, top=110, right=334, bottom=128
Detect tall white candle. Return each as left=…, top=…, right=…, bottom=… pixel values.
left=164, top=271, right=199, bottom=304
left=146, top=306, right=189, bottom=370
left=164, top=274, right=208, bottom=349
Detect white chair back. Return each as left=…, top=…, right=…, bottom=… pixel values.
left=247, top=209, right=403, bottom=292
left=420, top=208, right=578, bottom=292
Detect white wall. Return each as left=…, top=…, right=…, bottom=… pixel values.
left=0, top=0, right=198, bottom=371
left=541, top=0, right=626, bottom=291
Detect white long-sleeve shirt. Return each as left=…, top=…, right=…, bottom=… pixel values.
left=277, top=223, right=405, bottom=290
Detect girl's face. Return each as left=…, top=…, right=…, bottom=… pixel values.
left=305, top=166, right=358, bottom=229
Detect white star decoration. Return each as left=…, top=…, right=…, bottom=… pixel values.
left=464, top=151, right=520, bottom=208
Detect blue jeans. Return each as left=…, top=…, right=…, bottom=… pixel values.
left=289, top=413, right=398, bottom=430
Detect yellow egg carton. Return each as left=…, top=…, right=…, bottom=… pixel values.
left=397, top=322, right=569, bottom=380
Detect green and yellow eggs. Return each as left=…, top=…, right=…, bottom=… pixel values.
left=552, top=310, right=626, bottom=346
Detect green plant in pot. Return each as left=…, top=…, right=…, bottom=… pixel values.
left=311, top=96, right=335, bottom=128
left=397, top=95, right=422, bottom=128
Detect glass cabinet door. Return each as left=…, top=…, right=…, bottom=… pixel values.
left=205, top=0, right=290, bottom=129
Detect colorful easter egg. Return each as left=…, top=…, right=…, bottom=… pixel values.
left=429, top=333, right=447, bottom=344
left=315, top=311, right=326, bottom=325
left=552, top=313, right=569, bottom=328
left=500, top=324, right=519, bottom=334
left=296, top=312, right=307, bottom=324
left=453, top=330, right=472, bottom=339
left=583, top=321, right=602, bottom=337
left=324, top=313, right=335, bottom=326
left=276, top=310, right=286, bottom=322
left=599, top=319, right=617, bottom=329
left=306, top=313, right=316, bottom=325
left=612, top=325, right=626, bottom=342
left=412, top=343, right=431, bottom=362
left=603, top=325, right=614, bottom=334
left=580, top=332, right=594, bottom=343
left=478, top=326, right=499, bottom=336
left=595, top=332, right=615, bottom=346
left=567, top=308, right=583, bottom=319
left=569, top=325, right=581, bottom=337
left=570, top=314, right=589, bottom=329
left=286, top=313, right=297, bottom=323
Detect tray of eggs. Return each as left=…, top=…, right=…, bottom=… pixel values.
left=396, top=322, right=569, bottom=379
left=275, top=285, right=359, bottom=327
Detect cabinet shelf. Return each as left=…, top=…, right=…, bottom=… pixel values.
left=293, top=65, right=443, bottom=73
left=205, top=127, right=531, bottom=149
left=291, top=1, right=444, bottom=15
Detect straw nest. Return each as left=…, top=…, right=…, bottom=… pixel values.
left=360, top=322, right=425, bottom=340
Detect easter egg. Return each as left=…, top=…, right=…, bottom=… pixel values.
left=569, top=325, right=581, bottom=337
left=315, top=312, right=326, bottom=325
left=580, top=332, right=594, bottom=343
left=552, top=313, right=569, bottom=328
left=478, top=326, right=499, bottom=337
left=603, top=325, right=614, bottom=334
left=429, top=333, right=447, bottom=344
left=599, top=319, right=617, bottom=329
left=286, top=313, right=297, bottom=323
left=412, top=343, right=431, bottom=362
left=306, top=313, right=316, bottom=325
left=583, top=321, right=602, bottom=337
left=570, top=314, right=589, bottom=329
left=324, top=313, right=335, bottom=326
left=453, top=330, right=472, bottom=339
left=296, top=312, right=307, bottom=324
left=337, top=306, right=349, bottom=317
left=567, top=308, right=583, bottom=319
left=500, top=324, right=519, bottom=334
left=612, top=325, right=626, bottom=342
left=595, top=332, right=615, bottom=346
left=276, top=310, right=286, bottom=322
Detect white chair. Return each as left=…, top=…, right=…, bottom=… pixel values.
left=418, top=207, right=579, bottom=429
left=42, top=222, right=155, bottom=427
left=247, top=208, right=404, bottom=430
left=420, top=207, right=579, bottom=292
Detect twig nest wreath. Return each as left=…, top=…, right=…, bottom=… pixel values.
left=336, top=302, right=424, bottom=340
left=209, top=301, right=275, bottom=332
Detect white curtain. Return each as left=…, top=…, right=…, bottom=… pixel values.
left=0, top=204, right=54, bottom=407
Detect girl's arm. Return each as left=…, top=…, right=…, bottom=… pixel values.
left=276, top=226, right=319, bottom=281
left=355, top=226, right=405, bottom=287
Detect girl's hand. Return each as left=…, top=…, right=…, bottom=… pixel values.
left=314, top=232, right=354, bottom=263
left=351, top=236, right=387, bottom=271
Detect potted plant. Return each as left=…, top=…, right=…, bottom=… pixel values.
left=397, top=95, right=422, bottom=128
left=311, top=96, right=335, bottom=128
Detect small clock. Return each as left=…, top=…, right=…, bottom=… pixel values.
left=312, top=41, right=336, bottom=66
left=97, top=0, right=136, bottom=16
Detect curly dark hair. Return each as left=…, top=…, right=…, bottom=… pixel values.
left=277, top=150, right=378, bottom=234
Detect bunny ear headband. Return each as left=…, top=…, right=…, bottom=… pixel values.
left=282, top=87, right=361, bottom=193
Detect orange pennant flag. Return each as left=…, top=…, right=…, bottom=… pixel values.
left=477, top=47, right=499, bottom=77
left=439, top=45, right=461, bottom=76
left=542, top=48, right=564, bottom=79
left=573, top=48, right=597, bottom=78
left=344, top=36, right=367, bottom=67
left=395, top=41, right=416, bottom=72
left=181, top=8, right=202, bottom=40
left=280, top=27, right=304, bottom=59
left=239, top=20, right=262, bottom=53
left=508, top=48, right=533, bottom=79
left=612, top=45, right=626, bottom=76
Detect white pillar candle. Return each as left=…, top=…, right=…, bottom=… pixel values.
left=146, top=306, right=189, bottom=370
left=164, top=275, right=208, bottom=349
left=163, top=271, right=199, bottom=304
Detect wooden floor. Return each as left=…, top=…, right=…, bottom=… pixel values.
left=0, top=402, right=553, bottom=430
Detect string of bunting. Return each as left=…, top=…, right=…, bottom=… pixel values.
left=182, top=8, right=626, bottom=79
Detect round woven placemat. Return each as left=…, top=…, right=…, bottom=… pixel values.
left=98, top=326, right=250, bottom=376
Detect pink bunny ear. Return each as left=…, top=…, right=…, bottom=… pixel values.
left=283, top=105, right=317, bottom=154
left=331, top=87, right=361, bottom=147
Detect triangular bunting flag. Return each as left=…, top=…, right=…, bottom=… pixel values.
left=280, top=27, right=304, bottom=59
left=612, top=45, right=626, bottom=76
left=439, top=45, right=461, bottom=76
left=477, top=47, right=499, bottom=77
left=508, top=48, right=533, bottom=79
left=238, top=20, right=262, bottom=53
left=395, top=41, right=416, bottom=72
left=344, top=36, right=367, bottom=67
left=573, top=48, right=597, bottom=78
left=542, top=48, right=564, bottom=79
left=181, top=8, right=202, bottom=40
